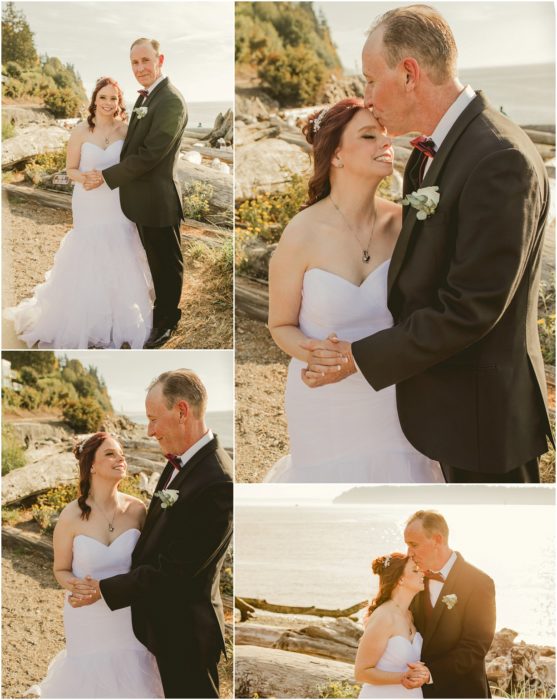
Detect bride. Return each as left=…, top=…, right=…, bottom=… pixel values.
left=31, top=432, right=163, bottom=698
left=266, top=98, right=444, bottom=483
left=5, top=77, right=153, bottom=349
left=355, top=553, right=430, bottom=698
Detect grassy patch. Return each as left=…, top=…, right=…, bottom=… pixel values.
left=1, top=425, right=26, bottom=475
left=538, top=280, right=555, bottom=366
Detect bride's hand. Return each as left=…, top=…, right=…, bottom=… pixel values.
left=402, top=662, right=430, bottom=688
left=300, top=334, right=356, bottom=387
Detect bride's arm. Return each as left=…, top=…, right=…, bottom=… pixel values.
left=354, top=612, right=417, bottom=687
left=52, top=503, right=92, bottom=599
left=268, top=221, right=343, bottom=364
left=65, top=125, right=88, bottom=185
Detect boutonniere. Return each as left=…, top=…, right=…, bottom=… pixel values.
left=133, top=106, right=148, bottom=120
left=154, top=489, right=179, bottom=509
left=402, top=185, right=440, bottom=220
left=442, top=594, right=458, bottom=610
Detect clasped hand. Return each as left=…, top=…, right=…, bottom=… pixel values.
left=401, top=661, right=430, bottom=689
left=82, top=170, right=104, bottom=191
left=300, top=333, right=357, bottom=388
left=67, top=575, right=101, bottom=607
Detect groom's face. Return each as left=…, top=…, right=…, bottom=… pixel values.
left=404, top=521, right=439, bottom=571
left=131, top=42, right=164, bottom=88
left=146, top=384, right=186, bottom=455
left=362, top=29, right=409, bottom=136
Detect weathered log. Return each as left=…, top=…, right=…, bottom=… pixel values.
left=4, top=182, right=72, bottom=210
left=240, top=598, right=367, bottom=618
left=235, top=596, right=256, bottom=622
left=235, top=645, right=357, bottom=699
left=181, top=142, right=233, bottom=164
left=299, top=622, right=361, bottom=649
left=2, top=449, right=77, bottom=506
left=524, top=128, right=556, bottom=146
left=235, top=276, right=269, bottom=323
left=2, top=125, right=70, bottom=169
left=235, top=624, right=285, bottom=647
left=2, top=525, right=54, bottom=556
left=275, top=630, right=357, bottom=663
left=177, top=160, right=232, bottom=213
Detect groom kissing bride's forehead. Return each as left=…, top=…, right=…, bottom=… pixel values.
left=297, top=2, right=552, bottom=485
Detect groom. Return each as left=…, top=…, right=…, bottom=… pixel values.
left=405, top=510, right=496, bottom=698
left=302, top=5, right=552, bottom=483
left=71, top=369, right=233, bottom=698
left=88, top=38, right=188, bottom=349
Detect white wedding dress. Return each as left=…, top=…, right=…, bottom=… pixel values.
left=5, top=140, right=153, bottom=349
left=359, top=632, right=424, bottom=698
left=266, top=260, right=444, bottom=483
left=30, top=528, right=163, bottom=698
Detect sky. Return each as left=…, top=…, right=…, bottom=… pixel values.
left=56, top=350, right=233, bottom=414
left=10, top=2, right=234, bottom=103
left=317, top=1, right=555, bottom=73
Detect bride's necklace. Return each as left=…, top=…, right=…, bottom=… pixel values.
left=91, top=493, right=120, bottom=532
left=96, top=121, right=119, bottom=147
left=392, top=601, right=414, bottom=637
left=329, top=195, right=376, bottom=264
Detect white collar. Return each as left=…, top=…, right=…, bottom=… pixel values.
left=143, top=74, right=165, bottom=96
left=177, top=429, right=214, bottom=467
left=436, top=550, right=457, bottom=579
left=429, top=85, right=476, bottom=151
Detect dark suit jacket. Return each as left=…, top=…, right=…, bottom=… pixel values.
left=410, top=553, right=496, bottom=698
left=103, top=77, right=187, bottom=227
left=352, top=92, right=552, bottom=473
left=99, top=436, right=233, bottom=667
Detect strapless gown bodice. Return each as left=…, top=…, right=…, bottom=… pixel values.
left=265, top=261, right=444, bottom=483
left=31, top=529, right=163, bottom=698
left=359, top=633, right=424, bottom=698
left=6, top=139, right=153, bottom=349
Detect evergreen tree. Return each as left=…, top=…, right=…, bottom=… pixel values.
left=2, top=3, right=38, bottom=68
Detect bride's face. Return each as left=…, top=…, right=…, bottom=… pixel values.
left=333, top=109, right=394, bottom=178
left=95, top=85, right=119, bottom=118
left=400, top=559, right=425, bottom=593
left=91, top=437, right=127, bottom=481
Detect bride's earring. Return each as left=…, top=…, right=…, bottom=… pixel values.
left=336, top=158, right=344, bottom=168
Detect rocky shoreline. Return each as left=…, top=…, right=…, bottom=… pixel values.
left=235, top=601, right=556, bottom=699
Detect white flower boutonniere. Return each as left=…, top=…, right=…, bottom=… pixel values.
left=442, top=594, right=458, bottom=610
left=134, top=106, right=148, bottom=120
left=154, top=489, right=179, bottom=509
left=402, top=185, right=440, bottom=220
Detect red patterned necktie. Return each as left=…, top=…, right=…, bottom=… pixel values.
left=162, top=454, right=182, bottom=489
left=424, top=571, right=445, bottom=619
left=138, top=89, right=149, bottom=98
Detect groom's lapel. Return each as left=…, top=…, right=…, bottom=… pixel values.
left=423, top=552, right=464, bottom=649
left=387, top=92, right=488, bottom=297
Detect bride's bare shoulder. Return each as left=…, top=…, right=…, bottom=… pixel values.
left=376, top=196, right=403, bottom=242
left=365, top=602, right=397, bottom=630
left=279, top=200, right=328, bottom=249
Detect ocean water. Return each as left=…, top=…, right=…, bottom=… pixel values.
left=235, top=501, right=555, bottom=645
left=122, top=100, right=231, bottom=129
left=459, top=63, right=555, bottom=126
left=120, top=410, right=233, bottom=450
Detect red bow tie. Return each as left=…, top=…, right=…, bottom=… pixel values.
left=138, top=89, right=149, bottom=98
left=410, top=135, right=436, bottom=158
left=165, top=454, right=182, bottom=470
left=425, top=570, right=445, bottom=582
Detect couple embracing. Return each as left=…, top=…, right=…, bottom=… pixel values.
left=8, top=38, right=185, bottom=350
left=32, top=370, right=233, bottom=698
left=268, top=4, right=553, bottom=484
left=355, top=511, right=495, bottom=698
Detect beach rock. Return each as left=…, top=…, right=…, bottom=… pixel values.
left=240, top=239, right=277, bottom=279
left=177, top=160, right=233, bottom=214
left=321, top=74, right=365, bottom=104
left=2, top=105, right=56, bottom=129
left=183, top=150, right=203, bottom=165
left=235, top=645, right=356, bottom=699
left=6, top=420, right=72, bottom=447
left=236, top=92, right=280, bottom=122
left=211, top=158, right=231, bottom=174
left=2, top=125, right=70, bottom=169
left=236, top=138, right=311, bottom=201
left=2, top=447, right=77, bottom=506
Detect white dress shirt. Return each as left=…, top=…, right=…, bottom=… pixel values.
left=139, top=74, right=166, bottom=103
left=428, top=550, right=457, bottom=607
left=166, top=429, right=214, bottom=487
left=423, top=84, right=476, bottom=176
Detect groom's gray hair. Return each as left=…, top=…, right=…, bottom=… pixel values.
left=407, top=510, right=449, bottom=542
left=130, top=37, right=161, bottom=56
left=368, top=4, right=457, bottom=84
left=148, top=369, right=207, bottom=418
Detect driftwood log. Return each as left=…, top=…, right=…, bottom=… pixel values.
left=235, top=645, right=356, bottom=699
left=235, top=276, right=269, bottom=323
left=240, top=597, right=367, bottom=618
left=235, top=596, right=256, bottom=622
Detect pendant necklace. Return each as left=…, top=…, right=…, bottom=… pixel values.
left=92, top=494, right=120, bottom=532
left=329, top=195, right=376, bottom=264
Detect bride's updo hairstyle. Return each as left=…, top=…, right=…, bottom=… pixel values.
left=366, top=552, right=408, bottom=617
left=87, top=77, right=128, bottom=131
left=302, top=97, right=366, bottom=208
left=73, top=432, right=111, bottom=520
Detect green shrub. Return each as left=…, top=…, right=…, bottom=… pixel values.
left=2, top=426, right=26, bottom=475
left=4, top=59, right=22, bottom=79
left=20, top=366, right=39, bottom=387
left=2, top=76, right=23, bottom=98
left=2, top=118, right=15, bottom=139
left=259, top=45, right=327, bottom=107
left=538, top=280, right=555, bottom=366
left=182, top=180, right=214, bottom=221
left=44, top=87, right=81, bottom=118
left=317, top=681, right=361, bottom=698
left=37, top=377, right=77, bottom=407
left=2, top=388, right=21, bottom=408
left=19, top=386, right=41, bottom=410
left=63, top=397, right=104, bottom=432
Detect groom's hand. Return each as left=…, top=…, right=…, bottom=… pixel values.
left=300, top=335, right=356, bottom=388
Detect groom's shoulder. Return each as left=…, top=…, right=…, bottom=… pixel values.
left=198, top=443, right=233, bottom=483
left=161, top=80, right=187, bottom=108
